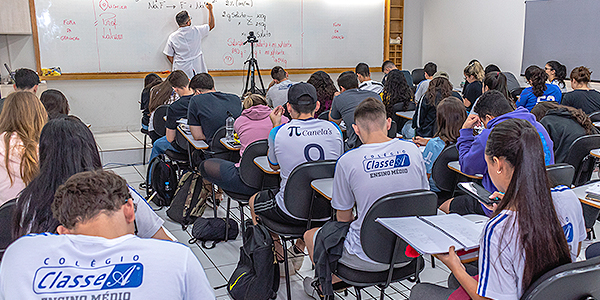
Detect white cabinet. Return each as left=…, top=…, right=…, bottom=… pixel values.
left=0, top=0, right=33, bottom=34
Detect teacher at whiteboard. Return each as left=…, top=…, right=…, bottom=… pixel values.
left=163, top=3, right=215, bottom=79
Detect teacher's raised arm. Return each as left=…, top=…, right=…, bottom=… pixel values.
left=206, top=3, right=215, bottom=30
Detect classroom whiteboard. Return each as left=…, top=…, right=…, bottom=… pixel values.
left=34, top=0, right=385, bottom=73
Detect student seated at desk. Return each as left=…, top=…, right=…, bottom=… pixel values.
left=200, top=94, right=288, bottom=195
left=409, top=119, right=583, bottom=300
left=13, top=116, right=171, bottom=241
left=187, top=73, right=242, bottom=144
left=140, top=73, right=163, bottom=131
left=307, top=71, right=337, bottom=118
left=148, top=70, right=193, bottom=163
left=517, top=65, right=562, bottom=111
left=382, top=69, right=414, bottom=136
left=413, top=96, right=466, bottom=204
left=413, top=72, right=462, bottom=138
left=356, top=62, right=383, bottom=94
left=40, top=89, right=70, bottom=119
left=462, top=61, right=484, bottom=111
left=303, top=98, right=429, bottom=298
left=561, top=66, right=600, bottom=114
left=1, top=170, right=214, bottom=300
left=0, top=68, right=40, bottom=114
left=148, top=77, right=176, bottom=142
left=0, top=91, right=47, bottom=205
left=440, top=91, right=554, bottom=216
left=329, top=71, right=381, bottom=150
left=266, top=66, right=296, bottom=108
left=249, top=83, right=343, bottom=272
left=531, top=101, right=598, bottom=163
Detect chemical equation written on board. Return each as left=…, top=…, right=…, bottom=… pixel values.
left=222, top=38, right=291, bottom=67
left=147, top=0, right=216, bottom=10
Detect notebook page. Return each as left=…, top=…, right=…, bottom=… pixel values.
left=376, top=217, right=465, bottom=255
left=420, top=214, right=482, bottom=250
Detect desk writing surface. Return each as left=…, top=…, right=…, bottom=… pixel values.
left=594, top=122, right=600, bottom=128
left=177, top=125, right=208, bottom=150
left=220, top=138, right=241, bottom=151
left=253, top=156, right=279, bottom=174
left=311, top=178, right=333, bottom=201
left=395, top=110, right=415, bottom=120
left=591, top=149, right=600, bottom=159
left=572, top=184, right=600, bottom=209
left=447, top=161, right=484, bottom=180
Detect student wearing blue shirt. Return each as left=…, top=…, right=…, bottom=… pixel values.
left=517, top=65, right=562, bottom=111
left=413, top=96, right=466, bottom=204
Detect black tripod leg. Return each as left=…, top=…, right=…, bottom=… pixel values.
left=254, top=59, right=266, bottom=96
left=244, top=61, right=252, bottom=94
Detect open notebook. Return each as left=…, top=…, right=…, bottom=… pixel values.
left=376, top=214, right=485, bottom=255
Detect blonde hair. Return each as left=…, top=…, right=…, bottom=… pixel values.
left=0, top=91, right=48, bottom=185
left=148, top=80, right=174, bottom=113
left=464, top=61, right=485, bottom=81
left=242, top=93, right=268, bottom=109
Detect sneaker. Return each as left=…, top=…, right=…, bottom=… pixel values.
left=289, top=245, right=304, bottom=271
left=278, top=259, right=295, bottom=277
left=303, top=277, right=324, bottom=299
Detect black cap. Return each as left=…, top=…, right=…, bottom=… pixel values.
left=287, top=82, right=317, bottom=105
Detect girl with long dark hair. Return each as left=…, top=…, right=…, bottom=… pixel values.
left=517, top=65, right=562, bottom=111
left=13, top=116, right=170, bottom=240
left=140, top=73, right=162, bottom=130
left=413, top=73, right=461, bottom=137
left=39, top=89, right=70, bottom=119
left=545, top=60, right=567, bottom=93
left=307, top=71, right=338, bottom=117
left=413, top=96, right=466, bottom=202
left=410, top=118, right=584, bottom=299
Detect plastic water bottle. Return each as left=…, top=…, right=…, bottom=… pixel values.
left=226, top=111, right=235, bottom=141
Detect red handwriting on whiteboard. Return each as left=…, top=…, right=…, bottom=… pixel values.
left=223, top=53, right=235, bottom=66
left=99, top=0, right=127, bottom=11
left=60, top=19, right=79, bottom=41
left=331, top=22, right=345, bottom=40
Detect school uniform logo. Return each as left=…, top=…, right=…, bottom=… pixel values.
left=363, top=151, right=411, bottom=178
left=33, top=263, right=143, bottom=294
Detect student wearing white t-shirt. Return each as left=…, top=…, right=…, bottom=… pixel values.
left=303, top=98, right=429, bottom=298
left=0, top=170, right=214, bottom=300
left=249, top=82, right=343, bottom=271
left=163, top=6, right=215, bottom=79
left=12, top=116, right=170, bottom=241
left=410, top=119, right=576, bottom=300
left=266, top=66, right=296, bottom=108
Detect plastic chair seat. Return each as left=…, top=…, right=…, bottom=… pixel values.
left=259, top=217, right=328, bottom=238
left=335, top=256, right=424, bottom=287
left=165, top=149, right=189, bottom=162
left=222, top=190, right=251, bottom=204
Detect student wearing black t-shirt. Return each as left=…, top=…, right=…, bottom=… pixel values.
left=462, top=61, right=484, bottom=111
left=187, top=73, right=242, bottom=144
left=148, top=70, right=193, bottom=163
left=562, top=66, right=600, bottom=114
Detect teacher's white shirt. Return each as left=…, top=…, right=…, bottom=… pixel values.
left=164, top=24, right=210, bottom=79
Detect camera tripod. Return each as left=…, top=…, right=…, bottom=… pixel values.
left=243, top=37, right=266, bottom=96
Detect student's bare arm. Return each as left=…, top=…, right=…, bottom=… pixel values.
left=336, top=209, right=353, bottom=222
left=166, top=128, right=176, bottom=143
left=189, top=125, right=206, bottom=141
left=328, top=110, right=342, bottom=124
left=151, top=227, right=174, bottom=241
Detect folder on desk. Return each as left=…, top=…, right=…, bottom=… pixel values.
left=376, top=214, right=484, bottom=255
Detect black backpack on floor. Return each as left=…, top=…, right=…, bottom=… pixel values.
left=227, top=223, right=279, bottom=300
left=148, top=154, right=178, bottom=206
left=166, top=171, right=209, bottom=229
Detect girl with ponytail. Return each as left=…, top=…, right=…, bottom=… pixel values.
left=410, top=118, right=584, bottom=299
left=517, top=65, right=563, bottom=111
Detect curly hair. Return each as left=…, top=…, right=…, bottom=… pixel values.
left=531, top=101, right=595, bottom=135
left=525, top=65, right=548, bottom=98
left=382, top=69, right=412, bottom=117
left=307, top=71, right=338, bottom=117
left=425, top=77, right=453, bottom=106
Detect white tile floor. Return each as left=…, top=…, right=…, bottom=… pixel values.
left=99, top=131, right=600, bottom=300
